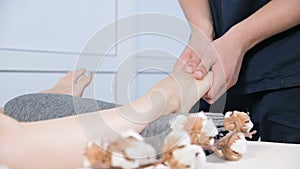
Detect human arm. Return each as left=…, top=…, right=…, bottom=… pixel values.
left=173, top=0, right=214, bottom=72
left=179, top=0, right=213, bottom=36
left=201, top=0, right=300, bottom=103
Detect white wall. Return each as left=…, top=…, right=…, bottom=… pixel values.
left=0, top=0, right=190, bottom=106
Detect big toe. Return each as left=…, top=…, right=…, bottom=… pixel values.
left=77, top=72, right=93, bottom=88
left=73, top=69, right=86, bottom=81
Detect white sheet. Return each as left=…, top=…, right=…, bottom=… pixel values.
left=206, top=141, right=300, bottom=169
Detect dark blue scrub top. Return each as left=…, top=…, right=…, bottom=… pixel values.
left=209, top=0, right=300, bottom=94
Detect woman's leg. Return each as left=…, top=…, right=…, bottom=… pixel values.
left=0, top=72, right=213, bottom=169
left=4, top=69, right=111, bottom=122
left=0, top=69, right=93, bottom=119
left=0, top=112, right=88, bottom=169
left=4, top=93, right=118, bottom=122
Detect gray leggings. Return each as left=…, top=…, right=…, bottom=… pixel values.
left=4, top=93, right=224, bottom=154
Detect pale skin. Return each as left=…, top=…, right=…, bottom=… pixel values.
left=0, top=71, right=213, bottom=169
left=176, top=0, right=300, bottom=103
left=0, top=69, right=93, bottom=114
left=41, top=69, right=93, bottom=97
left=173, top=0, right=214, bottom=74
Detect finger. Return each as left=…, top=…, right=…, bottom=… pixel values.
left=184, top=54, right=200, bottom=73
left=173, top=47, right=193, bottom=72
left=197, top=43, right=218, bottom=74
left=193, top=61, right=208, bottom=80
left=181, top=46, right=193, bottom=60
left=194, top=71, right=214, bottom=99
left=203, top=87, right=223, bottom=104
left=203, top=65, right=226, bottom=104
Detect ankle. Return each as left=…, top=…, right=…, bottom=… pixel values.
left=155, top=76, right=182, bottom=114
left=166, top=94, right=181, bottom=114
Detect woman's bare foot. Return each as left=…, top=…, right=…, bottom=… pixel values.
left=146, top=71, right=213, bottom=115
left=118, top=72, right=213, bottom=126
left=41, top=69, right=93, bottom=97
left=175, top=71, right=213, bottom=113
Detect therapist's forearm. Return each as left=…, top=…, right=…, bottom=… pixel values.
left=224, top=0, right=300, bottom=53
left=179, top=0, right=214, bottom=39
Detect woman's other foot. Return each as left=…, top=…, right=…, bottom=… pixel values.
left=41, top=69, right=93, bottom=97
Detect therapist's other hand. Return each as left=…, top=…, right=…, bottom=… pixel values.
left=202, top=35, right=246, bottom=104
left=173, top=30, right=212, bottom=73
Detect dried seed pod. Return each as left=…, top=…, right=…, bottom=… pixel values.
left=224, top=111, right=254, bottom=133
left=83, top=141, right=110, bottom=168
left=83, top=129, right=156, bottom=169
left=220, top=132, right=247, bottom=161
left=171, top=112, right=218, bottom=147
left=162, top=131, right=206, bottom=169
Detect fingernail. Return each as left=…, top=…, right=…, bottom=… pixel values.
left=195, top=71, right=203, bottom=78
left=184, top=66, right=193, bottom=73
left=85, top=71, right=90, bottom=76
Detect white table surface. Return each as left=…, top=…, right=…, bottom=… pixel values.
left=206, top=141, right=300, bottom=169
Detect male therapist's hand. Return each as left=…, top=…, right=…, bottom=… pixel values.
left=173, top=30, right=212, bottom=74
left=175, top=28, right=247, bottom=104
left=200, top=35, right=246, bottom=104
left=175, top=0, right=300, bottom=104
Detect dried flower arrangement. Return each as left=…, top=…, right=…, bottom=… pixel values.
left=81, top=111, right=256, bottom=169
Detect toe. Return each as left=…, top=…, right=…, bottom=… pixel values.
left=73, top=72, right=93, bottom=97
left=73, top=69, right=86, bottom=82
left=77, top=72, right=93, bottom=88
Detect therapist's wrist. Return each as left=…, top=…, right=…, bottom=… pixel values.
left=190, top=21, right=214, bottom=41
left=224, top=23, right=256, bottom=55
